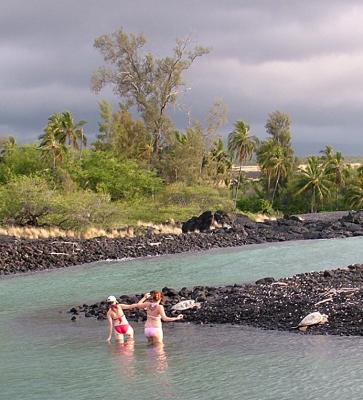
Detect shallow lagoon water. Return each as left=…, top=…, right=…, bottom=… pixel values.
left=1, top=237, right=363, bottom=400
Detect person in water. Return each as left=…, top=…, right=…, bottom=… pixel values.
left=134, top=290, right=184, bottom=345
left=106, top=295, right=146, bottom=343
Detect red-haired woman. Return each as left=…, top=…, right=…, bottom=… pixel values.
left=136, top=290, right=183, bottom=344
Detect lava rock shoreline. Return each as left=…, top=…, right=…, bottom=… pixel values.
left=1, top=210, right=363, bottom=276
left=70, top=264, right=363, bottom=336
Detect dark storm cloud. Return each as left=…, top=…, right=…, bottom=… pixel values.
left=1, top=0, right=363, bottom=153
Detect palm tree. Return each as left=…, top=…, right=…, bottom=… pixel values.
left=320, top=145, right=334, bottom=164
left=256, top=139, right=275, bottom=197
left=268, top=145, right=290, bottom=207
left=58, top=111, right=87, bottom=152
left=325, top=151, right=349, bottom=209
left=228, top=120, right=258, bottom=206
left=257, top=140, right=294, bottom=206
left=294, top=156, right=331, bottom=213
left=38, top=129, right=66, bottom=170
left=39, top=112, right=86, bottom=169
left=346, top=178, right=363, bottom=209
left=208, top=138, right=232, bottom=185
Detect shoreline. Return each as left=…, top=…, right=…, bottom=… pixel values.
left=70, top=264, right=363, bottom=337
left=1, top=210, right=363, bottom=276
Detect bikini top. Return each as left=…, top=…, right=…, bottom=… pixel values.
left=111, top=306, right=126, bottom=323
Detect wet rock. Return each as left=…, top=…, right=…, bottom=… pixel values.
left=255, top=277, right=275, bottom=285
left=71, top=265, right=363, bottom=337
left=162, top=287, right=179, bottom=297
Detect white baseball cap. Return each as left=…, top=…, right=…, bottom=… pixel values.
left=107, top=295, right=117, bottom=303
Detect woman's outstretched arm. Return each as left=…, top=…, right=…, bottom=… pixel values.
left=121, top=302, right=148, bottom=310
left=121, top=292, right=150, bottom=310
left=159, top=305, right=183, bottom=322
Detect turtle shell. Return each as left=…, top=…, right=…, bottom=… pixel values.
left=298, top=311, right=328, bottom=327
left=171, top=299, right=200, bottom=311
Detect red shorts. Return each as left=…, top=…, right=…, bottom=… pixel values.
left=114, top=324, right=129, bottom=334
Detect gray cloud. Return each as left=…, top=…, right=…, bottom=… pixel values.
left=1, top=0, right=363, bottom=153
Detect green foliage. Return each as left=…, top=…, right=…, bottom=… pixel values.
left=160, top=127, right=205, bottom=184
left=42, top=191, right=122, bottom=230
left=118, top=183, right=234, bottom=224
left=236, top=196, right=274, bottom=215
left=0, top=144, right=46, bottom=184
left=38, top=111, right=87, bottom=170
left=95, top=101, right=153, bottom=163
left=294, top=156, right=332, bottom=213
left=0, top=175, right=124, bottom=230
left=0, top=176, right=55, bottom=226
left=92, top=28, right=209, bottom=162
left=228, top=120, right=259, bottom=207
left=70, top=150, right=163, bottom=200
left=203, top=138, right=232, bottom=185
left=257, top=111, right=296, bottom=206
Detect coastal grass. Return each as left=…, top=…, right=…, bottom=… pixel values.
left=0, top=184, right=277, bottom=239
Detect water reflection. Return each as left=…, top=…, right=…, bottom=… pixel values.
left=109, top=340, right=136, bottom=378
left=145, top=343, right=169, bottom=374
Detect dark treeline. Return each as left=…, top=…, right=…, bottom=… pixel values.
left=0, top=28, right=362, bottom=231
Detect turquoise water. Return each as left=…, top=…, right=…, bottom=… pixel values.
left=1, top=237, right=363, bottom=400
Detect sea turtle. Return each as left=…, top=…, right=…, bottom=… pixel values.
left=171, top=299, right=201, bottom=313
left=297, top=311, right=328, bottom=332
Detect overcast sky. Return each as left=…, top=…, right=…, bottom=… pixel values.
left=1, top=0, right=363, bottom=155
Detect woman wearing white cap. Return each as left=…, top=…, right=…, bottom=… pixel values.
left=106, top=294, right=149, bottom=343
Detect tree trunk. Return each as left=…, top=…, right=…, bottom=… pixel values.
left=311, top=187, right=316, bottom=213
left=234, top=163, right=242, bottom=209
left=271, top=173, right=280, bottom=208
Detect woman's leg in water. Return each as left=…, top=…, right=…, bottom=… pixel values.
left=114, top=331, right=125, bottom=343
left=125, top=325, right=134, bottom=340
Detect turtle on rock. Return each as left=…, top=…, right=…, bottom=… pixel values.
left=296, top=311, right=329, bottom=332
left=171, top=299, right=201, bottom=313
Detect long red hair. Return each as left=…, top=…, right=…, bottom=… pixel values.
left=150, top=290, right=163, bottom=302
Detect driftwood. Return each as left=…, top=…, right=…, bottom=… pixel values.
left=314, top=287, right=360, bottom=306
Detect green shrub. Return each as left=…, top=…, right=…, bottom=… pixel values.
left=0, top=175, right=55, bottom=225
left=43, top=191, right=123, bottom=230
left=0, top=144, right=46, bottom=184
left=0, top=175, right=124, bottom=230
left=70, top=151, right=164, bottom=200
left=237, top=196, right=274, bottom=215
left=118, top=183, right=234, bottom=224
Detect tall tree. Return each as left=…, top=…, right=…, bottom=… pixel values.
left=95, top=100, right=152, bottom=163
left=346, top=178, right=363, bottom=209
left=160, top=126, right=205, bottom=184
left=320, top=146, right=349, bottom=209
left=228, top=120, right=258, bottom=207
left=265, top=111, right=292, bottom=148
left=91, top=29, right=209, bottom=163
left=57, top=111, right=87, bottom=152
left=257, top=111, right=296, bottom=204
left=203, top=138, right=232, bottom=186
left=39, top=112, right=87, bottom=169
left=38, top=129, right=66, bottom=170
left=204, top=100, right=228, bottom=149
left=294, top=156, right=331, bottom=213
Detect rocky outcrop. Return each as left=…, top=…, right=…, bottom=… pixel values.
left=71, top=264, right=363, bottom=336
left=2, top=210, right=363, bottom=276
